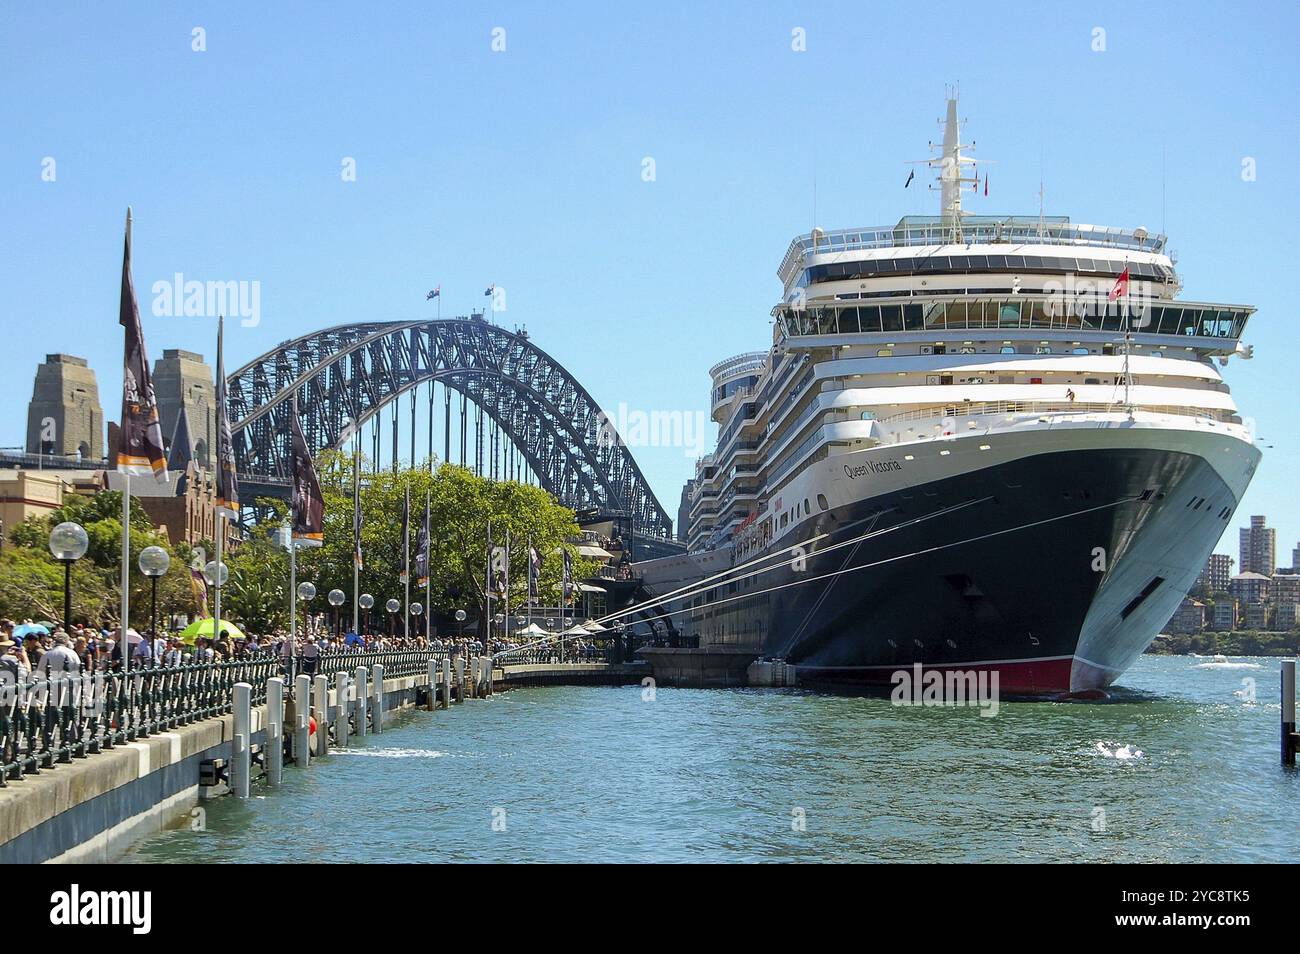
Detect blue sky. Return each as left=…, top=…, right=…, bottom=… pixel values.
left=2, top=1, right=1297, bottom=560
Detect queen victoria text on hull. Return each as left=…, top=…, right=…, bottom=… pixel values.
left=647, top=95, right=1260, bottom=695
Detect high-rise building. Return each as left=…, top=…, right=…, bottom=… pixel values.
left=677, top=478, right=698, bottom=544
left=25, top=354, right=104, bottom=460
left=1238, top=515, right=1276, bottom=577
left=1195, top=553, right=1233, bottom=595
left=154, top=349, right=216, bottom=469
left=1292, top=543, right=1300, bottom=573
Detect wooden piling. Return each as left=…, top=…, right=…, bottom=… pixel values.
left=1283, top=659, right=1296, bottom=767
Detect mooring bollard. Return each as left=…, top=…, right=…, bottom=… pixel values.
left=295, top=674, right=311, bottom=767
left=482, top=656, right=493, bottom=696
left=454, top=656, right=465, bottom=704
left=1283, top=659, right=1297, bottom=767
left=267, top=677, right=284, bottom=788
left=336, top=672, right=350, bottom=747
left=355, top=666, right=369, bottom=737
left=313, top=674, right=330, bottom=757
left=441, top=657, right=451, bottom=709
left=372, top=663, right=385, bottom=733
left=469, top=657, right=480, bottom=699
left=232, top=682, right=252, bottom=798
left=426, top=658, right=437, bottom=711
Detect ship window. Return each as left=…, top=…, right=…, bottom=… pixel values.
left=817, top=494, right=828, bottom=511
left=987, top=255, right=1007, bottom=268
left=1121, top=576, right=1165, bottom=619
left=1022, top=255, right=1046, bottom=269
left=881, top=306, right=903, bottom=331
left=999, top=346, right=1015, bottom=354
left=1004, top=255, right=1025, bottom=269
left=903, top=304, right=924, bottom=329
left=804, top=498, right=811, bottom=515
left=1072, top=347, right=1089, bottom=355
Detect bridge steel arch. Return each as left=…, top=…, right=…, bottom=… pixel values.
left=226, top=319, right=674, bottom=541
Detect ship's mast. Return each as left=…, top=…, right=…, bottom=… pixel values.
left=915, top=88, right=981, bottom=241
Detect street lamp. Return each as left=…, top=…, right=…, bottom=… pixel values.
left=297, top=581, right=316, bottom=638
left=385, top=598, right=400, bottom=636
left=48, top=521, right=88, bottom=632
left=203, top=560, right=228, bottom=587
left=328, top=588, right=345, bottom=639
left=138, top=545, right=170, bottom=643
left=410, top=602, right=423, bottom=639
left=455, top=608, right=467, bottom=639
left=359, top=593, right=374, bottom=636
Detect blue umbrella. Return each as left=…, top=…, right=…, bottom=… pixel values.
left=13, top=623, right=49, bottom=640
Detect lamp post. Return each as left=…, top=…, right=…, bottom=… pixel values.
left=410, top=602, right=423, bottom=641
left=455, top=608, right=467, bottom=640
left=385, top=598, right=400, bottom=637
left=48, top=521, right=88, bottom=632
left=359, top=593, right=374, bottom=636
left=138, top=546, right=170, bottom=643
left=328, top=588, right=345, bottom=640
left=297, top=581, right=316, bottom=639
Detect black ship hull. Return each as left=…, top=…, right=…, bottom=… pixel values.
left=688, top=444, right=1249, bottom=694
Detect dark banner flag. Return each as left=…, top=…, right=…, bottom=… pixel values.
left=214, top=314, right=240, bottom=517
left=352, top=452, right=363, bottom=570
left=562, top=548, right=573, bottom=604
left=528, top=538, right=540, bottom=601
left=289, top=409, right=324, bottom=546
left=116, top=208, right=168, bottom=482
left=415, top=492, right=430, bottom=587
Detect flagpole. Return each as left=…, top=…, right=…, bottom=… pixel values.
left=289, top=532, right=297, bottom=644
left=503, top=530, right=510, bottom=650
left=403, top=481, right=410, bottom=639
left=424, top=490, right=431, bottom=640
left=352, top=432, right=360, bottom=635
left=121, top=474, right=130, bottom=678
left=213, top=315, right=225, bottom=633
left=485, top=519, right=493, bottom=648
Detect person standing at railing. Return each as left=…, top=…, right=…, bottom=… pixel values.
left=301, top=635, right=320, bottom=676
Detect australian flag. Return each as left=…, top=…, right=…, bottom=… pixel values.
left=426, top=286, right=440, bottom=300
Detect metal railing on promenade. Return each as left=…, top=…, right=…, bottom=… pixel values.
left=0, top=650, right=446, bottom=784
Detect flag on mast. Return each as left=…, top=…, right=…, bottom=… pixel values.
left=352, top=451, right=363, bottom=570
left=527, top=537, right=540, bottom=601
left=426, top=286, right=441, bottom=300
left=116, top=209, right=168, bottom=482
left=289, top=406, right=324, bottom=546
left=415, top=492, right=430, bottom=587
left=214, top=315, right=240, bottom=517
left=1109, top=264, right=1130, bottom=302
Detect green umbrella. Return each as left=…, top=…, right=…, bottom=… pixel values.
left=179, top=618, right=246, bottom=645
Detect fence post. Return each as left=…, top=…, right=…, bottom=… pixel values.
left=231, top=682, right=251, bottom=798
left=372, top=663, right=385, bottom=733
left=355, top=666, right=369, bottom=737
left=337, top=671, right=351, bottom=747
left=440, top=657, right=451, bottom=709
left=266, top=677, right=284, bottom=788
left=454, top=656, right=465, bottom=704
left=313, top=674, right=330, bottom=757
left=294, top=674, right=311, bottom=767
left=426, top=658, right=437, bottom=711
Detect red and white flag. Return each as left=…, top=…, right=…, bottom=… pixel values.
left=1109, top=265, right=1130, bottom=302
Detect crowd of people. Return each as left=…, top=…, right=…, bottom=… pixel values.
left=0, top=616, right=606, bottom=682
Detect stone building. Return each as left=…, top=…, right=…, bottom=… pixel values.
left=154, top=349, right=216, bottom=469
left=25, top=354, right=104, bottom=460
left=0, top=471, right=73, bottom=539
left=132, top=461, right=237, bottom=550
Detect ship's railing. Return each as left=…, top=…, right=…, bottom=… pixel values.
left=876, top=400, right=1239, bottom=428
left=779, top=221, right=1167, bottom=282
left=709, top=351, right=768, bottom=380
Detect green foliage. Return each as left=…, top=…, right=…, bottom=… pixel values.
left=1147, top=631, right=1300, bottom=656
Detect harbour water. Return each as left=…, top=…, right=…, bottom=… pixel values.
left=122, top=655, right=1297, bottom=863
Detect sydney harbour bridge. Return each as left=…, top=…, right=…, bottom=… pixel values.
left=226, top=315, right=681, bottom=557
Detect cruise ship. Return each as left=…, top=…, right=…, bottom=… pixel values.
left=652, top=96, right=1260, bottom=695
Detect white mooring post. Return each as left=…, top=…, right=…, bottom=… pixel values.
left=426, top=658, right=437, bottom=711
left=454, top=656, right=465, bottom=704
left=355, top=667, right=369, bottom=737
left=295, top=674, right=311, bottom=767
left=266, top=677, right=284, bottom=788
left=232, top=682, right=251, bottom=798
left=313, top=674, right=330, bottom=757
left=336, top=671, right=350, bottom=747
left=372, top=663, right=385, bottom=733
left=482, top=656, right=493, bottom=696
left=469, top=657, right=480, bottom=699
left=1283, top=659, right=1297, bottom=767
left=440, top=657, right=451, bottom=709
